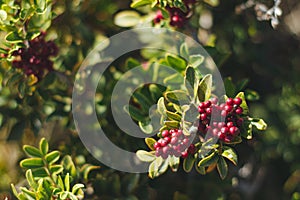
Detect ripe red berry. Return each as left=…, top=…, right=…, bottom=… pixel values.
left=229, top=126, right=239, bottom=135
left=227, top=122, right=234, bottom=128
left=233, top=97, right=242, bottom=106
left=187, top=144, right=196, bottom=154
left=225, top=105, right=233, bottom=112
left=181, top=151, right=188, bottom=158
left=200, top=113, right=207, bottom=120
left=170, top=136, right=178, bottom=144
left=162, top=130, right=169, bottom=137
left=221, top=127, right=229, bottom=134
left=204, top=101, right=211, bottom=108
left=235, top=107, right=243, bottom=115
left=164, top=137, right=171, bottom=144
left=211, top=97, right=218, bottom=105
left=226, top=98, right=234, bottom=106
left=206, top=107, right=212, bottom=114
left=153, top=142, right=160, bottom=149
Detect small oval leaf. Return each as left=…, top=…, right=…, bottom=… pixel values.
left=20, top=158, right=44, bottom=168
left=45, top=151, right=60, bottom=165
left=136, top=150, right=156, bottom=162
left=23, top=145, right=42, bottom=158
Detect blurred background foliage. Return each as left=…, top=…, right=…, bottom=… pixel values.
left=0, top=0, right=300, bottom=199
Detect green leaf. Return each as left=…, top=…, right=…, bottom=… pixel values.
left=157, top=97, right=166, bottom=115
left=166, top=111, right=181, bottom=121
left=20, top=187, right=35, bottom=200
left=198, top=152, right=219, bottom=167
left=11, top=184, right=20, bottom=199
left=49, top=165, right=64, bottom=175
left=145, top=138, right=156, bottom=151
left=250, top=118, right=267, bottom=130
left=236, top=92, right=249, bottom=114
left=183, top=155, right=195, bottom=172
left=139, top=121, right=153, bottom=134
left=26, top=170, right=37, bottom=190
left=72, top=183, right=85, bottom=194
left=222, top=146, right=238, bottom=165
left=184, top=66, right=195, bottom=97
left=20, top=158, right=44, bottom=168
left=133, top=91, right=152, bottom=111
left=45, top=150, right=60, bottom=165
left=39, top=138, right=49, bottom=155
left=217, top=156, right=228, bottom=180
left=31, top=167, right=48, bottom=178
left=80, top=164, right=100, bottom=180
left=60, top=191, right=69, bottom=199
left=197, top=74, right=212, bottom=102
left=164, top=121, right=180, bottom=129
left=195, top=162, right=206, bottom=175
left=131, top=0, right=153, bottom=8
left=136, top=150, right=156, bottom=162
left=189, top=54, right=204, bottom=68
left=149, top=84, right=164, bottom=102
left=165, top=90, right=190, bottom=105
left=23, top=145, right=42, bottom=158
left=148, top=157, right=165, bottom=178
left=241, top=118, right=252, bottom=139
left=224, top=77, right=236, bottom=98
left=114, top=11, right=141, bottom=27
left=5, top=31, right=23, bottom=43
left=180, top=43, right=189, bottom=59
left=168, top=156, right=180, bottom=172
left=65, top=173, right=70, bottom=191
left=57, top=175, right=64, bottom=191
left=165, top=53, right=187, bottom=71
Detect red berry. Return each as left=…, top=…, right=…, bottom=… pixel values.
left=181, top=151, right=188, bottom=158
left=211, top=97, right=218, bottom=105
left=229, top=126, right=239, bottom=135
left=204, top=101, right=211, bottom=108
left=233, top=97, right=242, bottom=106
left=225, top=105, right=233, bottom=112
left=187, top=144, right=196, bottom=154
left=164, top=136, right=171, bottom=144
left=206, top=107, right=212, bottom=114
left=221, top=127, right=229, bottom=134
left=235, top=107, right=243, bottom=115
left=170, top=137, right=178, bottom=144
left=153, top=142, right=160, bottom=149
left=227, top=122, right=234, bottom=128
left=221, top=110, right=227, bottom=116
left=200, top=113, right=207, bottom=120
left=162, top=130, right=169, bottom=137
left=199, top=102, right=206, bottom=109
left=226, top=98, right=234, bottom=106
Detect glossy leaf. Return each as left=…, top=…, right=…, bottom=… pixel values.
left=131, top=0, right=153, bottom=8
left=180, top=43, right=189, bottom=59
left=39, top=138, right=48, bottom=155
left=164, top=121, right=180, bottom=129
left=165, top=53, right=187, bottom=71
left=168, top=156, right=180, bottom=172
left=20, top=158, right=44, bottom=168
left=5, top=31, right=23, bottom=43
left=148, top=156, right=164, bottom=178
left=222, top=146, right=238, bottom=165
left=25, top=170, right=37, bottom=190
left=251, top=118, right=267, bottom=130
left=139, top=121, right=153, bottom=134
left=184, top=66, right=195, bottom=97
left=183, top=155, right=195, bottom=172
left=136, top=150, right=156, bottom=162
left=217, top=156, right=228, bottom=180
left=236, top=92, right=249, bottom=114
left=72, top=183, right=85, bottom=194
left=189, top=54, right=204, bottom=68
left=198, top=152, right=219, bottom=167
left=166, top=111, right=181, bottom=121
left=165, top=90, right=190, bottom=105
left=145, top=138, right=156, bottom=151
left=31, top=167, right=48, bottom=178
left=49, top=165, right=64, bottom=175
left=23, top=145, right=42, bottom=158
left=197, top=74, right=212, bottom=102
left=80, top=164, right=100, bottom=180
left=45, top=150, right=60, bottom=165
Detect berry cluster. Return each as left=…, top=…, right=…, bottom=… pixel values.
left=12, top=32, right=58, bottom=79
left=154, top=129, right=196, bottom=159
left=198, top=97, right=244, bottom=143
left=153, top=0, right=196, bottom=27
